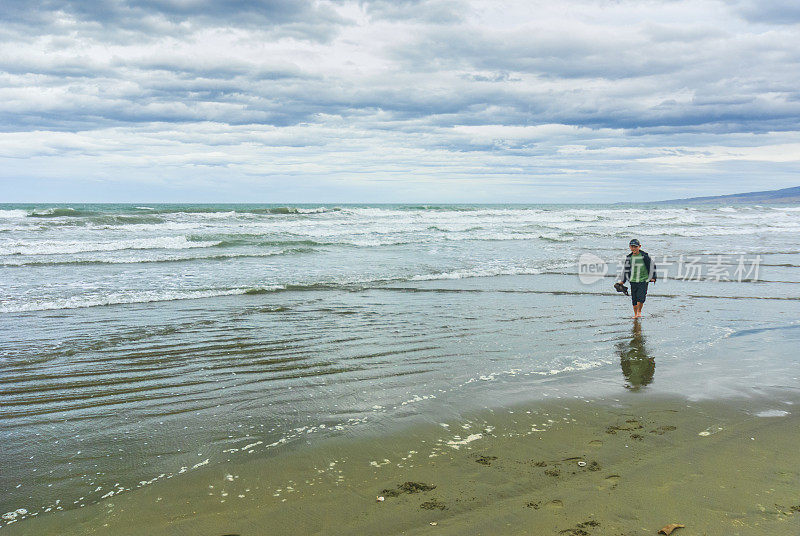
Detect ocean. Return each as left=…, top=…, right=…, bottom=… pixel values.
left=1, top=203, right=799, bottom=532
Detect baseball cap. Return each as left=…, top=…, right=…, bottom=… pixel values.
left=629, top=239, right=641, bottom=247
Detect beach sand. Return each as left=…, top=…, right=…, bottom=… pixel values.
left=8, top=393, right=799, bottom=536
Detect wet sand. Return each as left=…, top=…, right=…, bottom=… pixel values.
left=8, top=392, right=800, bottom=536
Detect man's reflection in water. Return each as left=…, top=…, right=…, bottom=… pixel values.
left=617, top=319, right=655, bottom=390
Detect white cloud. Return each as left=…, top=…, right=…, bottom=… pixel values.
left=1, top=0, right=799, bottom=201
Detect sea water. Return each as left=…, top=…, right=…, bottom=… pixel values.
left=1, top=203, right=799, bottom=529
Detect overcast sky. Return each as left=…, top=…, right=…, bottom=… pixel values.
left=2, top=0, right=799, bottom=203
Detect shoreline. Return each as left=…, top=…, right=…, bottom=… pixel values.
left=3, top=290, right=799, bottom=535
left=6, top=391, right=800, bottom=536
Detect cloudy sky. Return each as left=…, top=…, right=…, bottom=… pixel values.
left=2, top=0, right=799, bottom=203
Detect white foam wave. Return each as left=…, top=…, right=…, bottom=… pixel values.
left=294, top=207, right=339, bottom=214
left=0, top=236, right=219, bottom=255
left=636, top=225, right=800, bottom=237
left=0, top=286, right=285, bottom=313
left=754, top=409, right=790, bottom=417
left=0, top=249, right=296, bottom=266
left=445, top=433, right=483, bottom=449
left=10, top=204, right=793, bottom=245
left=186, top=211, right=238, bottom=219
left=411, top=266, right=542, bottom=281
left=0, top=210, right=28, bottom=218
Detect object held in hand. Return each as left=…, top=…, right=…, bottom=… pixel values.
left=614, top=282, right=629, bottom=296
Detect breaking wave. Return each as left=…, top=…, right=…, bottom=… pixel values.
left=0, top=236, right=219, bottom=256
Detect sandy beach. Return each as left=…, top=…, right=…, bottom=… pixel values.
left=7, top=390, right=800, bottom=536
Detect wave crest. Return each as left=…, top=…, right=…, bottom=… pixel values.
left=0, top=236, right=219, bottom=256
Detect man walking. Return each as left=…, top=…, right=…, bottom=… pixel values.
left=619, top=239, right=656, bottom=318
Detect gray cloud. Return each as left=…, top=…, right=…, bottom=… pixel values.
left=24, top=0, right=344, bottom=28
left=733, top=0, right=800, bottom=24
left=361, top=0, right=467, bottom=23
left=0, top=0, right=351, bottom=42
left=1, top=0, right=799, bottom=201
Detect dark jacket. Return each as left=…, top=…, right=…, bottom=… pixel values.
left=622, top=250, right=656, bottom=283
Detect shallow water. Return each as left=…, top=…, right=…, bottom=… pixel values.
left=1, top=203, right=799, bottom=530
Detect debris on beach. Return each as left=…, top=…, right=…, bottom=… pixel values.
left=606, top=420, right=643, bottom=435
left=559, top=520, right=600, bottom=535
left=380, top=481, right=437, bottom=498
left=420, top=499, right=446, bottom=510
left=474, top=455, right=497, bottom=466
left=657, top=523, right=685, bottom=535
left=400, top=482, right=436, bottom=493
left=376, top=496, right=385, bottom=502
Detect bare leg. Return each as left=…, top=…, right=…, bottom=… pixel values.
left=634, top=302, right=643, bottom=318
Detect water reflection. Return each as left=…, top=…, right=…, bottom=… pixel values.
left=617, top=319, right=655, bottom=390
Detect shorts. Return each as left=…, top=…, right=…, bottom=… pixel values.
left=630, top=281, right=648, bottom=305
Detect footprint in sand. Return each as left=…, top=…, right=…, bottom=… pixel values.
left=649, top=425, right=677, bottom=435
left=544, top=499, right=563, bottom=510
left=598, top=475, right=620, bottom=491
left=588, top=440, right=603, bottom=447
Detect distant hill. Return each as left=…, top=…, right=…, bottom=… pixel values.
left=651, top=185, right=800, bottom=204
